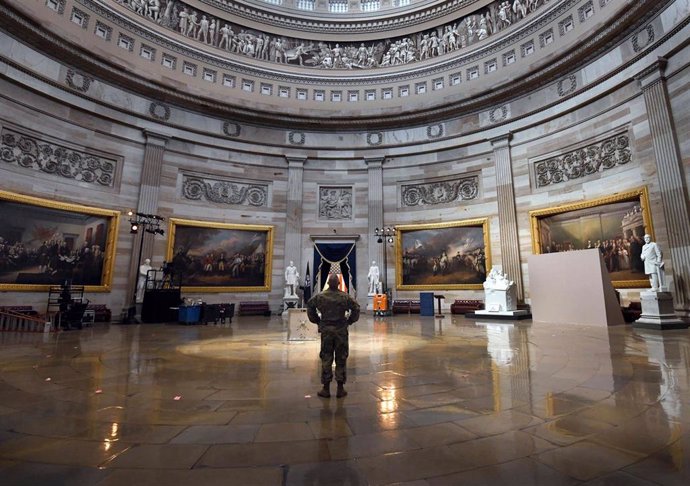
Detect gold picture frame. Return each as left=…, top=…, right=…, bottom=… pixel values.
left=166, top=218, right=273, bottom=292
left=395, top=218, right=491, bottom=290
left=529, top=187, right=653, bottom=288
left=0, top=190, right=120, bottom=292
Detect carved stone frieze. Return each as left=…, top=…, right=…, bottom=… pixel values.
left=111, top=0, right=549, bottom=72
left=182, top=175, right=268, bottom=206
left=319, top=187, right=353, bottom=220
left=534, top=134, right=631, bottom=188
left=401, top=176, right=479, bottom=207
left=0, top=128, right=116, bottom=186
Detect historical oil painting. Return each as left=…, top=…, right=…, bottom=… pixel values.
left=166, top=219, right=273, bottom=292
left=0, top=190, right=119, bottom=291
left=530, top=187, right=653, bottom=288
left=396, top=219, right=490, bottom=290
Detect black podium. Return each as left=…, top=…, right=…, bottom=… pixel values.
left=141, top=289, right=181, bottom=323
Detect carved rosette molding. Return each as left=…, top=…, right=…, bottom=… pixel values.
left=65, top=68, right=92, bottom=93
left=319, top=187, right=353, bottom=220
left=632, top=24, right=655, bottom=53
left=489, top=105, right=509, bottom=123
left=222, top=121, right=241, bottom=137
left=0, top=128, right=116, bottom=186
left=289, top=132, right=305, bottom=145
left=401, top=176, right=479, bottom=207
left=427, top=124, right=444, bottom=139
left=149, top=102, right=171, bottom=121
left=534, top=133, right=631, bottom=187
left=557, top=74, right=577, bottom=96
left=367, top=132, right=383, bottom=146
left=182, top=175, right=268, bottom=206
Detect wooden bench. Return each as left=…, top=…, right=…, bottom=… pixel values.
left=450, top=300, right=484, bottom=314
left=392, top=300, right=421, bottom=314
left=86, top=304, right=111, bottom=322
left=238, top=301, right=271, bottom=316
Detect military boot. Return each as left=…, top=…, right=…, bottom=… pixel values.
left=317, top=384, right=331, bottom=398
left=336, top=381, right=347, bottom=398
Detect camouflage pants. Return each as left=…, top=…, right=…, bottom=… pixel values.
left=319, top=325, right=349, bottom=384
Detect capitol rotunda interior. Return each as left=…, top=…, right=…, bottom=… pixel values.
left=1, top=0, right=690, bottom=484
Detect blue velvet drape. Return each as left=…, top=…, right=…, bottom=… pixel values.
left=313, top=242, right=357, bottom=295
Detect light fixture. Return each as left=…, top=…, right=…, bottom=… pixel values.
left=124, top=211, right=166, bottom=323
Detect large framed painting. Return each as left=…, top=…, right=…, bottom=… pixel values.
left=166, top=218, right=273, bottom=292
left=529, top=187, right=653, bottom=288
left=396, top=218, right=490, bottom=290
left=0, top=190, right=119, bottom=291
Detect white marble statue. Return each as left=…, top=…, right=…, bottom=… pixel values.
left=641, top=234, right=666, bottom=291
left=136, top=258, right=152, bottom=303
left=285, top=261, right=299, bottom=297
left=367, top=261, right=380, bottom=295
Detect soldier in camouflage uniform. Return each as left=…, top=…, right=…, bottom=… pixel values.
left=307, top=273, right=360, bottom=398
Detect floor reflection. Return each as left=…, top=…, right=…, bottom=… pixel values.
left=0, top=315, right=688, bottom=485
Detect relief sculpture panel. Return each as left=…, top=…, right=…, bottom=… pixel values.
left=0, top=128, right=116, bottom=187
left=182, top=175, right=268, bottom=206
left=401, top=176, right=479, bottom=207
left=319, top=187, right=353, bottom=220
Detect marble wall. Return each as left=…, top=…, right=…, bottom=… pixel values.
left=1, top=2, right=690, bottom=318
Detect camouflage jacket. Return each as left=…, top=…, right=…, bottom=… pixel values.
left=306, top=289, right=360, bottom=328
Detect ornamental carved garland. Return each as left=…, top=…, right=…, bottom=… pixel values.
left=182, top=175, right=268, bottom=206
left=534, top=134, right=631, bottom=188
left=401, top=176, right=479, bottom=207
left=0, top=129, right=116, bottom=186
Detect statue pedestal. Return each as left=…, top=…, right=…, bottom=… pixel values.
left=634, top=291, right=688, bottom=330
left=474, top=287, right=529, bottom=319
left=282, top=296, right=299, bottom=316
left=287, top=308, right=319, bottom=341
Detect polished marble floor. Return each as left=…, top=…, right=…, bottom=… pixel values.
left=0, top=314, right=689, bottom=485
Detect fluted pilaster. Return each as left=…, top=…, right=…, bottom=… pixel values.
left=285, top=157, right=305, bottom=274
left=491, top=134, right=524, bottom=302
left=136, top=132, right=168, bottom=262
left=366, top=157, right=385, bottom=287
left=637, top=59, right=690, bottom=314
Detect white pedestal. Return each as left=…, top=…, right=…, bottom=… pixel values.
left=287, top=308, right=319, bottom=341
left=634, top=291, right=688, bottom=330
left=366, top=295, right=374, bottom=311
left=484, top=286, right=517, bottom=312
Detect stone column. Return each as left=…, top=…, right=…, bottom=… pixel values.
left=366, top=157, right=385, bottom=287
left=490, top=134, right=524, bottom=302
left=128, top=132, right=167, bottom=305
left=637, top=58, right=690, bottom=315
left=285, top=157, right=305, bottom=274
